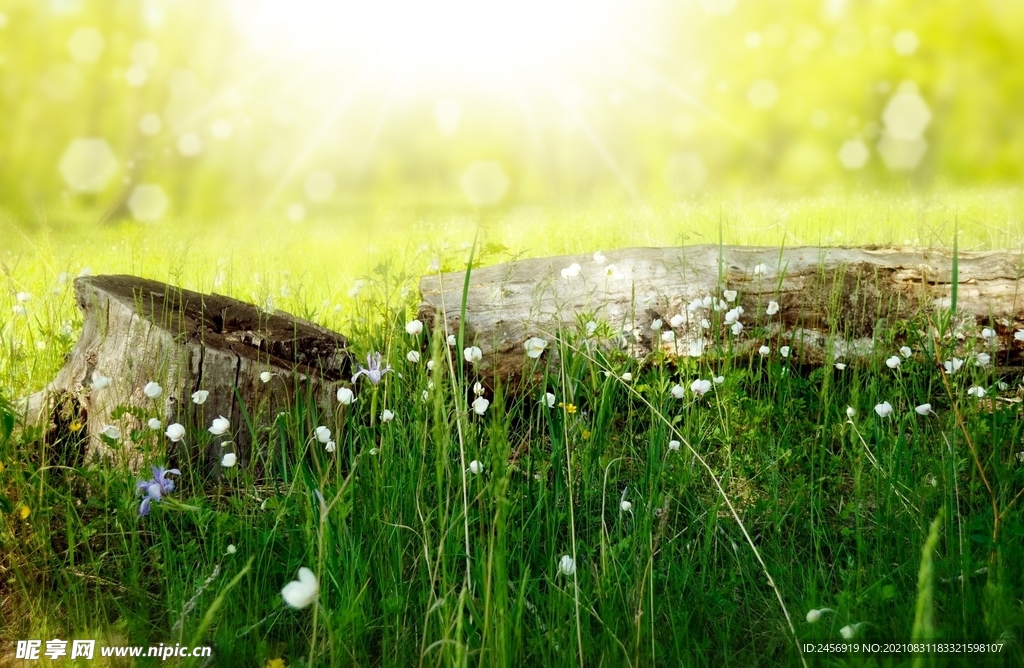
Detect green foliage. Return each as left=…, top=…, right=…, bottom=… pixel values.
left=2, top=1, right=1024, bottom=221
left=2, top=250, right=1023, bottom=666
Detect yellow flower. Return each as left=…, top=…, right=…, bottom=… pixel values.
left=558, top=402, right=577, bottom=414
left=18, top=505, right=30, bottom=520
left=581, top=430, right=591, bottom=439
left=68, top=420, right=84, bottom=433
left=265, top=659, right=286, bottom=668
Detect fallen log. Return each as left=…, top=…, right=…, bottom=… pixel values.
left=418, top=245, right=1024, bottom=382
left=25, top=275, right=352, bottom=471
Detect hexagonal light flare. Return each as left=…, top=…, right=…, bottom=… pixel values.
left=127, top=184, right=169, bottom=221
left=838, top=139, right=870, bottom=170
left=461, top=161, right=509, bottom=206
left=882, top=83, right=932, bottom=140
left=877, top=134, right=928, bottom=171
left=58, top=138, right=118, bottom=193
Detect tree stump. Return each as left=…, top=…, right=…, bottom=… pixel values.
left=25, top=275, right=352, bottom=471
left=418, top=245, right=1024, bottom=382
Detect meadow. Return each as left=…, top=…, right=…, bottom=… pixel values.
left=2, top=190, right=1023, bottom=666
left=4, top=0, right=1024, bottom=663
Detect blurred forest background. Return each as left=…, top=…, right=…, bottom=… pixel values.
left=0, top=0, right=1023, bottom=226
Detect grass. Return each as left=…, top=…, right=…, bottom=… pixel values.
left=1, top=190, right=1024, bottom=666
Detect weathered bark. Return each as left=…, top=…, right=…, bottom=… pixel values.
left=25, top=275, right=352, bottom=471
left=419, top=246, right=1024, bottom=382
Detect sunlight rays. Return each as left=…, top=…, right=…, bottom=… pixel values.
left=261, top=73, right=368, bottom=212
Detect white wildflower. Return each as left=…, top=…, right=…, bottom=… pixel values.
left=209, top=416, right=230, bottom=435
left=281, top=567, right=319, bottom=609
left=524, top=337, right=548, bottom=359
left=690, top=378, right=712, bottom=396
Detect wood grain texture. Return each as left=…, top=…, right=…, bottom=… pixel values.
left=419, top=245, right=1024, bottom=381
left=25, top=275, right=352, bottom=471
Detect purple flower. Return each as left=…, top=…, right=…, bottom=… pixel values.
left=351, top=352, right=392, bottom=385
left=136, top=465, right=181, bottom=517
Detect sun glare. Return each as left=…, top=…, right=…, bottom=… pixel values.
left=234, top=0, right=631, bottom=86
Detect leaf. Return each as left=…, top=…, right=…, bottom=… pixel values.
left=110, top=405, right=147, bottom=421
left=0, top=411, right=13, bottom=444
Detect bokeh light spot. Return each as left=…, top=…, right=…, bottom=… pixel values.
left=58, top=138, right=118, bottom=193
left=210, top=119, right=234, bottom=140
left=664, top=152, right=707, bottom=195
left=893, top=30, right=919, bottom=56
left=877, top=134, right=927, bottom=171
left=882, top=83, right=931, bottom=140
left=125, top=65, right=148, bottom=87
left=127, top=184, right=169, bottom=221
left=304, top=171, right=336, bottom=202
left=838, top=139, right=869, bottom=169
left=286, top=203, right=306, bottom=223
left=139, top=113, right=162, bottom=136
left=67, top=27, right=105, bottom=64
left=461, top=161, right=509, bottom=206
left=747, top=79, right=780, bottom=109
left=177, top=132, right=204, bottom=157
